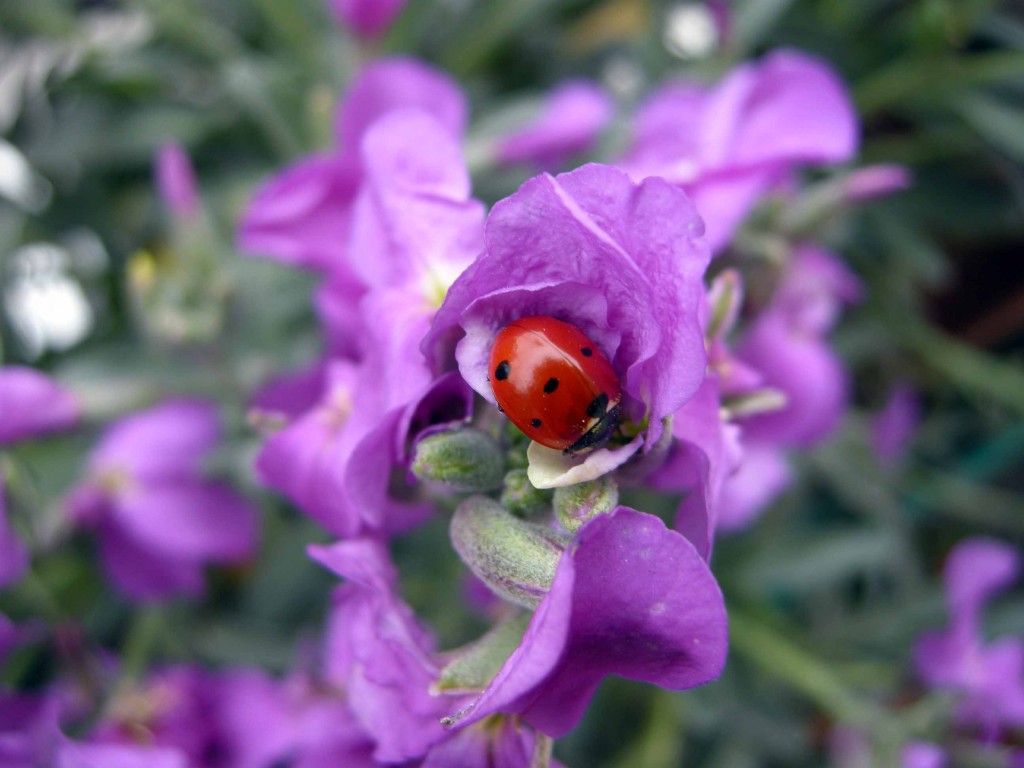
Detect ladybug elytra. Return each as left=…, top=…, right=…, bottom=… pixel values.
left=488, top=316, right=622, bottom=454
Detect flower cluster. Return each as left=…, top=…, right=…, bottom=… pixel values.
left=3, top=5, right=1018, bottom=767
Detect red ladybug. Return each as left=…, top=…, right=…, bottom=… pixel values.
left=488, top=316, right=622, bottom=454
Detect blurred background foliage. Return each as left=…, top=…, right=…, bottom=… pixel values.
left=1, top=0, right=1023, bottom=766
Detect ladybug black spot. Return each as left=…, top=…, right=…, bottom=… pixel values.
left=580, top=347, right=593, bottom=357
left=495, top=360, right=511, bottom=381
left=543, top=377, right=559, bottom=394
left=586, top=393, right=609, bottom=419
left=531, top=418, right=542, bottom=428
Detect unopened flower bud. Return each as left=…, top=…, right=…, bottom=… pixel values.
left=500, top=469, right=550, bottom=518
left=412, top=428, right=505, bottom=492
left=450, top=496, right=567, bottom=609
left=434, top=611, right=531, bottom=694
left=553, top=475, right=619, bottom=534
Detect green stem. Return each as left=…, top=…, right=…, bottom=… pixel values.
left=728, top=606, right=896, bottom=737
left=530, top=732, right=553, bottom=768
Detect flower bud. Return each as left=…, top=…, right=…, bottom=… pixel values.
left=434, top=611, right=531, bottom=694
left=412, top=428, right=505, bottom=492
left=553, top=476, right=619, bottom=534
left=500, top=469, right=550, bottom=518
left=450, top=496, right=567, bottom=609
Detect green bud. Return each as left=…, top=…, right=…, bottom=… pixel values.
left=553, top=475, right=619, bottom=534
left=434, top=611, right=531, bottom=693
left=450, top=496, right=568, bottom=609
left=412, top=428, right=505, bottom=491
left=500, top=469, right=551, bottom=518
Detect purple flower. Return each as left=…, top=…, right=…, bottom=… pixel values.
left=914, top=538, right=1024, bottom=740
left=239, top=58, right=466, bottom=275
left=88, top=666, right=219, bottom=765
left=328, top=0, right=408, bottom=39
left=621, top=50, right=858, bottom=253
left=256, top=368, right=472, bottom=538
left=422, top=163, right=710, bottom=461
left=715, top=441, right=792, bottom=532
left=217, top=668, right=376, bottom=768
left=0, top=477, right=29, bottom=589
left=154, top=143, right=200, bottom=218
left=67, top=400, right=259, bottom=602
left=310, top=539, right=461, bottom=762
left=901, top=742, right=946, bottom=768
left=648, top=375, right=742, bottom=558
left=0, top=365, right=79, bottom=445
left=735, top=247, right=860, bottom=447
left=498, top=81, right=614, bottom=170
left=445, top=507, right=728, bottom=738
left=422, top=717, right=564, bottom=768
left=872, top=384, right=920, bottom=464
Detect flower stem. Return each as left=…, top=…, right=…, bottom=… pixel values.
left=727, top=606, right=899, bottom=739
left=530, top=733, right=553, bottom=768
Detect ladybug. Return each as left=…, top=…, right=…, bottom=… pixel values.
left=488, top=316, right=622, bottom=454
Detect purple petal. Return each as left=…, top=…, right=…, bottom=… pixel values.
left=348, top=110, right=483, bottom=292
left=315, top=274, right=369, bottom=360
left=422, top=717, right=549, bottom=768
left=314, top=540, right=454, bottom=762
left=336, top=58, right=467, bottom=162
left=0, top=366, right=79, bottom=445
left=88, top=399, right=221, bottom=482
left=0, top=479, right=29, bottom=588
left=901, top=742, right=946, bottom=768
left=715, top=441, right=792, bottom=532
left=706, top=50, right=857, bottom=169
left=111, top=481, right=258, bottom=562
left=736, top=314, right=848, bottom=447
left=454, top=507, right=728, bottom=737
left=648, top=376, right=742, bottom=557
left=423, top=164, right=709, bottom=445
left=57, top=740, right=188, bottom=768
left=238, top=153, right=360, bottom=273
left=621, top=50, right=857, bottom=254
left=871, top=384, right=920, bottom=464
left=498, top=81, right=614, bottom=169
left=154, top=143, right=199, bottom=218
left=97, top=520, right=204, bottom=602
left=943, top=538, right=1020, bottom=628
left=250, top=362, right=330, bottom=422
left=328, top=0, right=407, bottom=38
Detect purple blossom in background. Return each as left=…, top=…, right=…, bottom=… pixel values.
left=901, top=742, right=947, bottom=768
left=736, top=246, right=860, bottom=447
left=715, top=441, right=792, bottom=532
left=914, top=538, right=1024, bottom=741
left=329, top=0, right=408, bottom=39
left=446, top=507, right=728, bottom=737
left=217, top=668, right=376, bottom=768
left=620, top=49, right=858, bottom=253
left=257, top=368, right=471, bottom=537
left=67, top=400, right=259, bottom=602
left=155, top=143, right=200, bottom=219
left=0, top=365, right=79, bottom=445
left=498, top=81, right=613, bottom=170
left=872, top=383, right=920, bottom=464
left=0, top=478, right=29, bottom=589
left=423, top=163, right=710, bottom=456
left=88, top=665, right=218, bottom=765
left=239, top=58, right=466, bottom=275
